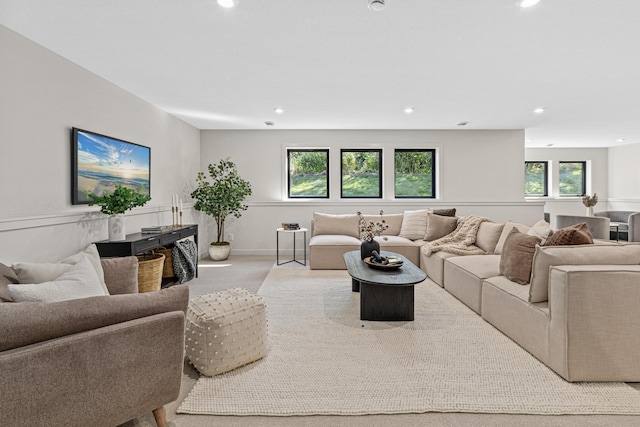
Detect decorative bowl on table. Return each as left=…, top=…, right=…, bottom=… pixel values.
left=364, top=256, right=404, bottom=270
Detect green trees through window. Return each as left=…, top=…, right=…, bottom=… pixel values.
left=341, top=149, right=382, bottom=198
left=395, top=149, right=435, bottom=198
left=287, top=149, right=329, bottom=198
left=559, top=161, right=586, bottom=196
left=525, top=161, right=548, bottom=196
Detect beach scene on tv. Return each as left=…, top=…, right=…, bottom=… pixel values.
left=76, top=130, right=150, bottom=203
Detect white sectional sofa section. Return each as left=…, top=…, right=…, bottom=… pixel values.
left=308, top=211, right=640, bottom=382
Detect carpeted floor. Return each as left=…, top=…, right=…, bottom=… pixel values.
left=123, top=256, right=640, bottom=427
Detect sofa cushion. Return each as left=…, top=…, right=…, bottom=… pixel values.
left=8, top=257, right=107, bottom=303
left=526, top=220, right=554, bottom=245
left=424, top=212, right=458, bottom=241
left=544, top=222, right=593, bottom=246
left=475, top=222, right=505, bottom=253
left=363, top=213, right=403, bottom=236
left=398, top=209, right=431, bottom=240
left=528, top=243, right=640, bottom=303
left=0, top=262, right=19, bottom=302
left=495, top=220, right=532, bottom=254
left=499, top=229, right=541, bottom=285
left=312, top=212, right=360, bottom=238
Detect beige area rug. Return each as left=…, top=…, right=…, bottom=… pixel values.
left=177, top=266, right=640, bottom=416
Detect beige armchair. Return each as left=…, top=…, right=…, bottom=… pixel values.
left=0, top=257, right=188, bottom=427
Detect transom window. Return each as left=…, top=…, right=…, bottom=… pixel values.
left=394, top=149, right=435, bottom=198
left=287, top=149, right=329, bottom=198
left=340, top=149, right=382, bottom=198
left=524, top=161, right=548, bottom=197
left=559, top=161, right=586, bottom=196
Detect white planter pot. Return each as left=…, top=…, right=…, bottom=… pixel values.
left=108, top=214, right=126, bottom=241
left=209, top=243, right=231, bottom=261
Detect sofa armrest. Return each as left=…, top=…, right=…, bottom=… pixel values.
left=0, top=284, right=189, bottom=352
left=629, top=212, right=640, bottom=242
left=548, top=264, right=640, bottom=381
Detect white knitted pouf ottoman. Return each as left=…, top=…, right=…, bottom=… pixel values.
left=185, top=288, right=267, bottom=376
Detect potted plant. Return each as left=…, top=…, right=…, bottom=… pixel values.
left=191, top=159, right=252, bottom=261
left=86, top=184, right=151, bottom=241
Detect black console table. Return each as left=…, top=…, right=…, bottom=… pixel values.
left=95, top=224, right=198, bottom=278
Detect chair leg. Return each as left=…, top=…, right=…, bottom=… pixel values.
left=152, top=406, right=167, bottom=427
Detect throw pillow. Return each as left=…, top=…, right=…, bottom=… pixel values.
left=0, top=262, right=19, bottom=302
left=424, top=212, right=458, bottom=241
left=494, top=220, right=532, bottom=254
left=8, top=257, right=107, bottom=303
left=544, top=222, right=594, bottom=246
left=527, top=219, right=554, bottom=245
left=61, top=244, right=108, bottom=293
left=432, top=208, right=457, bottom=217
left=13, top=262, right=71, bottom=284
left=475, top=221, right=505, bottom=253
left=398, top=209, right=431, bottom=240
left=499, top=228, right=541, bottom=285
left=312, top=213, right=360, bottom=238
left=101, top=256, right=139, bottom=295
left=363, top=213, right=403, bottom=236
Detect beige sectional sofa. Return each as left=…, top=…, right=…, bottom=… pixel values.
left=309, top=211, right=640, bottom=382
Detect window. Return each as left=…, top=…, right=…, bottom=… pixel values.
left=287, top=149, right=329, bottom=198
left=559, top=161, right=586, bottom=196
left=524, top=161, right=548, bottom=196
left=394, top=149, right=435, bottom=198
left=340, top=149, right=382, bottom=198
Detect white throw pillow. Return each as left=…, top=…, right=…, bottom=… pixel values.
left=8, top=257, right=107, bottom=303
left=398, top=209, right=431, bottom=240
left=526, top=219, right=554, bottom=245
left=61, top=244, right=108, bottom=293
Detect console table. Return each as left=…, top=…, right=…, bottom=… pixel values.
left=95, top=224, right=198, bottom=278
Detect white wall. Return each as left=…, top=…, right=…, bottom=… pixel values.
left=525, top=147, right=608, bottom=228
left=0, top=25, right=200, bottom=263
left=200, top=130, right=544, bottom=256
left=607, top=143, right=640, bottom=211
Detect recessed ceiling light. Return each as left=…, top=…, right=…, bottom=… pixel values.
left=217, top=0, right=238, bottom=8
left=404, top=107, right=415, bottom=114
left=616, top=138, right=626, bottom=143
left=518, top=0, right=541, bottom=8
left=534, top=107, right=546, bottom=114
left=368, top=0, right=386, bottom=11
left=274, top=107, right=284, bottom=114
left=525, top=139, right=533, bottom=143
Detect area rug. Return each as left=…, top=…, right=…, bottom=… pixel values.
left=177, top=266, right=640, bottom=416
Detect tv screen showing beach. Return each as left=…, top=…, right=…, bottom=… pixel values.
left=72, top=128, right=150, bottom=204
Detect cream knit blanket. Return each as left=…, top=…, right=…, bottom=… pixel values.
left=422, top=215, right=491, bottom=256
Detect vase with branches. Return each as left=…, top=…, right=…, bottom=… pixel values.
left=357, top=210, right=389, bottom=259
left=582, top=193, right=598, bottom=216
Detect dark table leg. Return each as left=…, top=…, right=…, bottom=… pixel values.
left=360, top=283, right=414, bottom=321
left=352, top=278, right=360, bottom=292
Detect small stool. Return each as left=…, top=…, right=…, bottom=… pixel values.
left=185, top=288, right=267, bottom=376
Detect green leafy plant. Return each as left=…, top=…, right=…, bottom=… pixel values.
left=191, top=159, right=252, bottom=244
left=86, top=184, right=151, bottom=215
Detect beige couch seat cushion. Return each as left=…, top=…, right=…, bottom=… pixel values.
left=443, top=254, right=501, bottom=313
left=529, top=243, right=640, bottom=303
left=419, top=250, right=458, bottom=287
left=312, top=213, right=360, bottom=238
left=310, top=234, right=361, bottom=246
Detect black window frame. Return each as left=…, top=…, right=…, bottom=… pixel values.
left=287, top=148, right=330, bottom=199
left=340, top=149, right=383, bottom=199
left=559, top=161, right=587, bottom=197
left=524, top=161, right=549, bottom=197
left=394, top=148, right=436, bottom=199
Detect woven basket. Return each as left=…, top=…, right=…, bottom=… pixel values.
left=155, top=246, right=174, bottom=278
left=137, top=253, right=165, bottom=293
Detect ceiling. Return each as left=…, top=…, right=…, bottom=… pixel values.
left=1, top=0, right=639, bottom=148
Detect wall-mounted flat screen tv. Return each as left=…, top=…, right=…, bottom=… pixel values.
left=71, top=127, right=151, bottom=204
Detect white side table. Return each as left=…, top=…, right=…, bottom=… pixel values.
left=276, top=228, right=307, bottom=266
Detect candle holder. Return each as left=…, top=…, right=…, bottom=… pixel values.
left=172, top=206, right=177, bottom=227
left=179, top=211, right=183, bottom=227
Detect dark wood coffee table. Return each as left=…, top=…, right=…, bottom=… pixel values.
left=343, top=250, right=426, bottom=321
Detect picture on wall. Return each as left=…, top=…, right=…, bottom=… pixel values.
left=71, top=127, right=151, bottom=204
